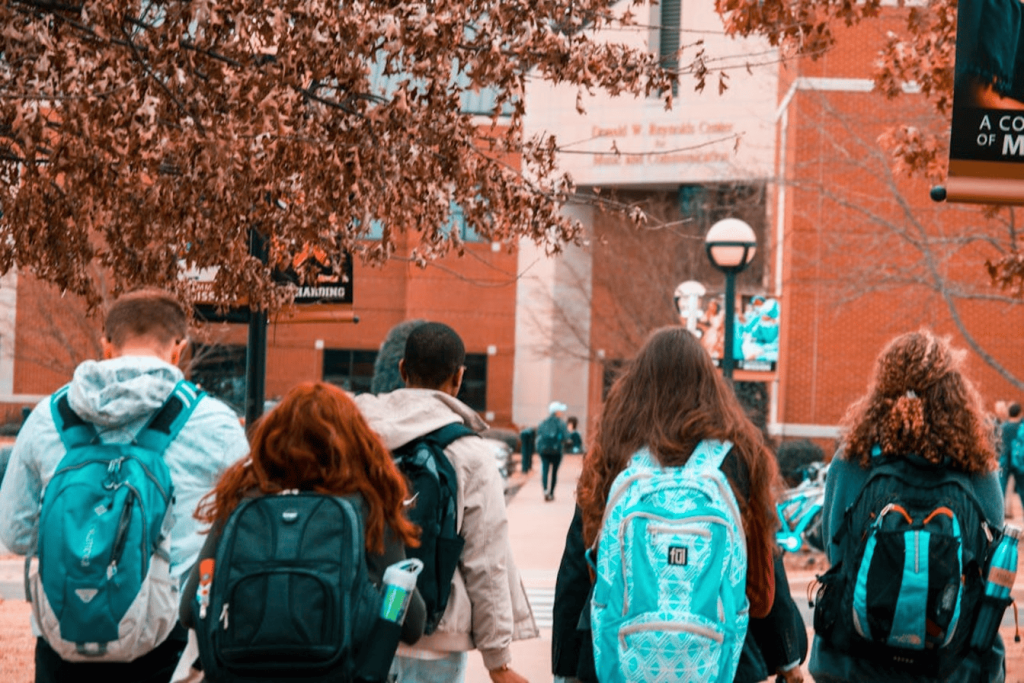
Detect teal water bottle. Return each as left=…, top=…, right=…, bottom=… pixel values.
left=970, top=525, right=1020, bottom=651
left=380, top=558, right=423, bottom=624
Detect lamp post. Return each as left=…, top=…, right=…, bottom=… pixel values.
left=705, top=218, right=757, bottom=379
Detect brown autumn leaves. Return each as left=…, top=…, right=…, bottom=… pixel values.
left=0, top=0, right=673, bottom=311
left=2, top=0, right=1022, bottom=310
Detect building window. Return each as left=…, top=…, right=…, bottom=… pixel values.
left=602, top=359, right=625, bottom=401
left=323, top=349, right=379, bottom=394
left=457, top=353, right=487, bottom=412
left=659, top=0, right=680, bottom=96
left=190, top=344, right=247, bottom=416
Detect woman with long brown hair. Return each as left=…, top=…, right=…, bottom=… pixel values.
left=577, top=326, right=780, bottom=592
left=809, top=330, right=1005, bottom=683
left=179, top=382, right=425, bottom=680
left=553, top=326, right=783, bottom=682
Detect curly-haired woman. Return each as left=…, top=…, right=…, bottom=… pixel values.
left=179, top=382, right=425, bottom=680
left=809, top=330, right=1005, bottom=683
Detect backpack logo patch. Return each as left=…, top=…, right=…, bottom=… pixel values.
left=667, top=546, right=688, bottom=566
left=74, top=588, right=98, bottom=604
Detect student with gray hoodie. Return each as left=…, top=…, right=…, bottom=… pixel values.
left=355, top=321, right=537, bottom=683
left=0, top=288, right=249, bottom=683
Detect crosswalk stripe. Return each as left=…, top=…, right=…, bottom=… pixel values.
left=526, top=586, right=555, bottom=630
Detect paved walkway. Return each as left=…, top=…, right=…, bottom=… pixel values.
left=464, top=454, right=581, bottom=682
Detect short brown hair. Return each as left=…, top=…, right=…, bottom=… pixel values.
left=104, top=289, right=188, bottom=349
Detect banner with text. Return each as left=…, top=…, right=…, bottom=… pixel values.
left=947, top=0, right=1024, bottom=203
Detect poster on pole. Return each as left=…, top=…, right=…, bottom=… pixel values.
left=676, top=289, right=779, bottom=373
left=946, top=0, right=1024, bottom=203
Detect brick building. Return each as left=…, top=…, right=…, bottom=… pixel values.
left=520, top=2, right=1024, bottom=448
left=1, top=5, right=1022, bottom=446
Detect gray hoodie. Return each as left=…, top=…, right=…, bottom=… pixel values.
left=355, top=388, right=538, bottom=671
left=0, top=355, right=249, bottom=585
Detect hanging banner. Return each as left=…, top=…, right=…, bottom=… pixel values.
left=683, top=290, right=779, bottom=374
left=946, top=0, right=1024, bottom=203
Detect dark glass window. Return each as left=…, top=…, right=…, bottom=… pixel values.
left=602, top=359, right=625, bottom=401
left=190, top=344, right=247, bottom=416
left=660, top=0, right=681, bottom=96
left=323, top=349, right=378, bottom=394
left=457, top=353, right=487, bottom=412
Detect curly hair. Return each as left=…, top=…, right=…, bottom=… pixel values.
left=576, top=327, right=780, bottom=615
left=196, top=382, right=419, bottom=553
left=842, top=330, right=995, bottom=474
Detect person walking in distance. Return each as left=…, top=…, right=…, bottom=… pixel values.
left=355, top=322, right=538, bottom=683
left=0, top=288, right=249, bottom=683
left=536, top=402, right=570, bottom=501
left=1000, top=401, right=1024, bottom=517
left=565, top=416, right=584, bottom=454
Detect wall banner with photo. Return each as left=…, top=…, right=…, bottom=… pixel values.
left=675, top=286, right=779, bottom=373
left=946, top=0, right=1024, bottom=203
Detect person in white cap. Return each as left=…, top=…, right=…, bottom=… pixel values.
left=535, top=402, right=571, bottom=501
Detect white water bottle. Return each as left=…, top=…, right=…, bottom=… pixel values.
left=380, top=558, right=423, bottom=625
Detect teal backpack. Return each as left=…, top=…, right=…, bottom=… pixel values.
left=591, top=440, right=748, bottom=683
left=28, top=380, right=203, bottom=661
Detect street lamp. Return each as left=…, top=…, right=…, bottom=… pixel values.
left=705, top=218, right=757, bottom=379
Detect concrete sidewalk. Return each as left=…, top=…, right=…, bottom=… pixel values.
left=464, top=454, right=582, bottom=682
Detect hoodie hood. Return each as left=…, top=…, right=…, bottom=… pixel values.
left=355, top=388, right=487, bottom=450
left=67, top=355, right=184, bottom=428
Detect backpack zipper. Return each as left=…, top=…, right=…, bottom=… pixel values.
left=107, top=487, right=136, bottom=578
left=220, top=603, right=230, bottom=630
left=618, top=619, right=724, bottom=649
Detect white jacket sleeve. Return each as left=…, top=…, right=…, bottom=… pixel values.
left=450, top=436, right=516, bottom=670
left=0, top=405, right=52, bottom=555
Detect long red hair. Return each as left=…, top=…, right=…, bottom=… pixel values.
left=196, top=382, right=418, bottom=553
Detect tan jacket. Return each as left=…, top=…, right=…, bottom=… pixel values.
left=355, top=389, right=538, bottom=671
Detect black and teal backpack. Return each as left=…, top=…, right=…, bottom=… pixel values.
left=813, top=454, right=996, bottom=678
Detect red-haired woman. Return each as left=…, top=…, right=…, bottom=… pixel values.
left=179, top=382, right=425, bottom=679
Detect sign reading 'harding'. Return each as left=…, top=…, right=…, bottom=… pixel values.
left=273, top=249, right=353, bottom=305
left=185, top=249, right=353, bottom=307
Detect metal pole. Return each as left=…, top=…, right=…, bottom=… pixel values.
left=722, top=270, right=736, bottom=379
left=245, top=230, right=268, bottom=428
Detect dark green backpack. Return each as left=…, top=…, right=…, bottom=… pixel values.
left=392, top=423, right=476, bottom=634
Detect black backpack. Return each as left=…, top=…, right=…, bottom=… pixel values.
left=535, top=415, right=563, bottom=456
left=195, top=494, right=383, bottom=683
left=812, top=456, right=995, bottom=679
left=392, top=423, right=476, bottom=634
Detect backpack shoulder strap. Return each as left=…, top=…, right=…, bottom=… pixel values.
left=685, top=439, right=733, bottom=473
left=135, top=380, right=206, bottom=454
left=49, top=385, right=98, bottom=451
left=427, top=422, right=478, bottom=450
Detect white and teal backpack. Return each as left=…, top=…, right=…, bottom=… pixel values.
left=591, top=440, right=748, bottom=683
left=27, top=380, right=203, bottom=661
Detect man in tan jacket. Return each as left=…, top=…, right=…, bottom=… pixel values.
left=356, top=322, right=538, bottom=683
